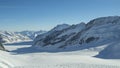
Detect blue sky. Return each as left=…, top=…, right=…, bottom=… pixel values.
left=0, top=0, right=120, bottom=31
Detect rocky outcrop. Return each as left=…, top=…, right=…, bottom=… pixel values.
left=0, top=35, right=6, bottom=51
left=0, top=43, right=5, bottom=51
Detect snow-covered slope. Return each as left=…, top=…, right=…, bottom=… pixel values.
left=33, top=16, right=120, bottom=58
left=0, top=45, right=120, bottom=68
left=96, top=40, right=120, bottom=59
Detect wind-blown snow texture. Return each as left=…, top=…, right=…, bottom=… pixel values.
left=33, top=16, right=120, bottom=59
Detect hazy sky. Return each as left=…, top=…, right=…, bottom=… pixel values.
left=0, top=0, right=120, bottom=31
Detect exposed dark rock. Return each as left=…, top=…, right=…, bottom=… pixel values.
left=85, top=37, right=98, bottom=43
left=0, top=36, right=6, bottom=51
left=0, top=43, right=5, bottom=51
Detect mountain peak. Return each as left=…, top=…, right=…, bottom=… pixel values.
left=87, top=16, right=120, bottom=27
left=51, top=24, right=70, bottom=31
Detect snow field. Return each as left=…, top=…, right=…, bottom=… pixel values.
left=0, top=45, right=120, bottom=68
left=13, top=63, right=120, bottom=68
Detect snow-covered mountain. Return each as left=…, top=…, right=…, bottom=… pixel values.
left=16, top=30, right=46, bottom=39
left=0, top=31, right=31, bottom=43
left=33, top=24, right=71, bottom=47
left=64, top=16, right=120, bottom=47
left=0, top=30, right=46, bottom=43
left=33, top=23, right=85, bottom=47
left=33, top=16, right=120, bottom=58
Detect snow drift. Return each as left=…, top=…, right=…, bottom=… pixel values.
left=96, top=41, right=120, bottom=59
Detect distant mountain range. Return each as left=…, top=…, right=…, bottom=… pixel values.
left=33, top=16, right=120, bottom=59
left=0, top=30, right=46, bottom=43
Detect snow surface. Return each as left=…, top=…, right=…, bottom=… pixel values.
left=96, top=41, right=120, bottom=59
left=0, top=44, right=120, bottom=68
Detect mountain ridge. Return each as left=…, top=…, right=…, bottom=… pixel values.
left=33, top=16, right=120, bottom=58
left=0, top=30, right=46, bottom=43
